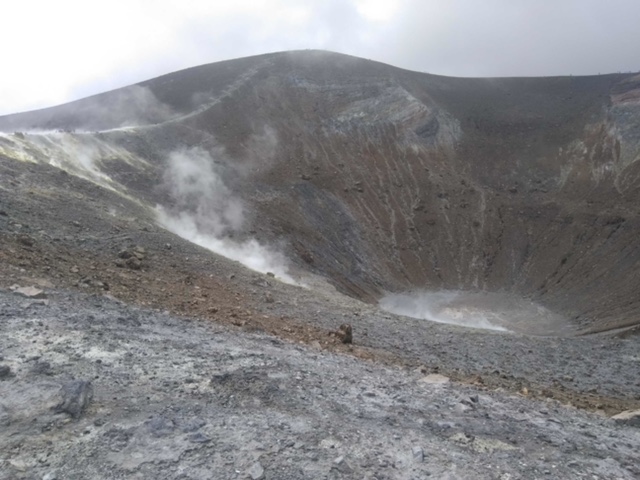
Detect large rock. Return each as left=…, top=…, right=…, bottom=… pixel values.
left=612, top=409, right=640, bottom=427
left=419, top=374, right=450, bottom=385
left=0, top=403, right=10, bottom=426
left=54, top=380, right=93, bottom=419
left=0, top=365, right=12, bottom=379
left=14, top=286, right=47, bottom=299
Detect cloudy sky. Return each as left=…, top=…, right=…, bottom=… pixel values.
left=2, top=0, right=639, bottom=115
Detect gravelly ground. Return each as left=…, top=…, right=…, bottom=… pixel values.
left=1, top=289, right=639, bottom=480
left=264, top=276, right=640, bottom=409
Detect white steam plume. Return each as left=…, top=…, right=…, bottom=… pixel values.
left=379, top=290, right=509, bottom=332
left=161, top=148, right=244, bottom=236
left=156, top=147, right=298, bottom=284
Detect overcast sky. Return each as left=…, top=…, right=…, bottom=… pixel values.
left=2, top=0, right=639, bottom=115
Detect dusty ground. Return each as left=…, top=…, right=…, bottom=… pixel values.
left=1, top=288, right=640, bottom=480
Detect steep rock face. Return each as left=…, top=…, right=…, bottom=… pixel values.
left=1, top=51, right=639, bottom=333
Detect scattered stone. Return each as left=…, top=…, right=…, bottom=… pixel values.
left=182, top=418, right=206, bottom=433
left=9, top=459, right=28, bottom=472
left=33, top=278, right=55, bottom=288
left=320, top=437, right=342, bottom=449
left=266, top=272, right=275, bottom=278
left=54, top=380, right=93, bottom=419
left=455, top=402, right=472, bottom=414
left=332, top=455, right=353, bottom=473
left=412, top=446, right=424, bottom=462
left=30, top=298, right=52, bottom=307
left=125, top=257, right=142, bottom=270
left=450, top=432, right=518, bottom=453
left=0, top=403, right=10, bottom=426
left=14, top=286, right=47, bottom=299
left=612, top=409, right=640, bottom=427
left=0, top=365, right=13, bottom=379
left=42, top=472, right=58, bottom=480
left=247, top=462, right=265, bottom=480
left=265, top=293, right=275, bottom=303
left=145, top=416, right=175, bottom=437
left=17, top=234, right=34, bottom=247
left=300, top=249, right=314, bottom=264
left=31, top=361, right=53, bottom=376
left=117, top=249, right=132, bottom=259
left=419, top=374, right=450, bottom=385
left=187, top=432, right=211, bottom=443
left=336, top=324, right=353, bottom=344
left=92, top=280, right=109, bottom=290
left=70, top=266, right=79, bottom=274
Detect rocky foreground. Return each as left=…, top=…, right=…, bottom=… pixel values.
left=1, top=287, right=639, bottom=480
left=0, top=182, right=639, bottom=479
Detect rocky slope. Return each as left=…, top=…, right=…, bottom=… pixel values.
left=1, top=289, right=639, bottom=480
left=2, top=51, right=640, bottom=334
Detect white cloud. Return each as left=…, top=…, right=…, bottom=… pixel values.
left=354, top=0, right=405, bottom=21
left=1, top=0, right=639, bottom=115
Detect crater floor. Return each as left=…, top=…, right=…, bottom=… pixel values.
left=379, top=290, right=575, bottom=336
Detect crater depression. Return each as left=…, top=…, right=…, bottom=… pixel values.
left=1, top=50, right=640, bottom=336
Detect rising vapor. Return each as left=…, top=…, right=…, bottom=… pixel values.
left=156, top=147, right=298, bottom=284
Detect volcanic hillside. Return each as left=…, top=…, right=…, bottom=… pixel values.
left=1, top=50, right=640, bottom=335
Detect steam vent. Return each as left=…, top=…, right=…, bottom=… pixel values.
left=2, top=50, right=640, bottom=336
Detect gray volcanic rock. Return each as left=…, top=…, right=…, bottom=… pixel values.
left=612, top=409, right=640, bottom=427
left=0, top=289, right=638, bottom=479
left=54, top=380, right=93, bottom=419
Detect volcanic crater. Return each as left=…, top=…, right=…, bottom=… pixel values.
left=2, top=50, right=640, bottom=337
left=1, top=50, right=640, bottom=480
